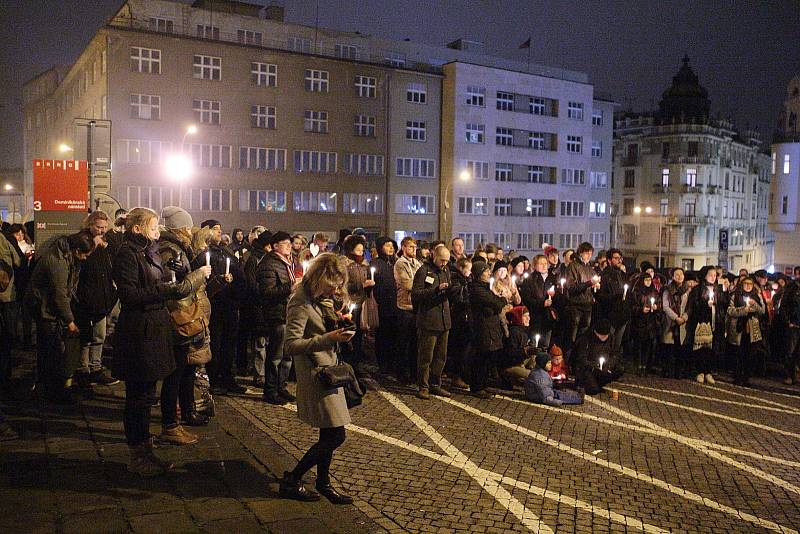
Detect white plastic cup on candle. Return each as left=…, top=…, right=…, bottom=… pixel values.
left=302, top=261, right=310, bottom=275
left=523, top=272, right=529, bottom=279
left=225, top=257, right=230, bottom=276
left=534, top=334, right=540, bottom=347
left=205, top=251, right=210, bottom=268
left=171, top=271, right=176, bottom=284
left=744, top=296, right=750, bottom=306
left=370, top=266, right=376, bottom=281
left=623, top=284, right=629, bottom=300
left=650, top=296, right=655, bottom=308
left=599, top=357, right=605, bottom=371
left=560, top=278, right=566, bottom=293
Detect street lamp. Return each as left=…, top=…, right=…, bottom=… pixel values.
left=442, top=169, right=471, bottom=237
left=172, top=125, right=197, bottom=206
left=58, top=143, right=73, bottom=153
left=3, top=184, right=12, bottom=191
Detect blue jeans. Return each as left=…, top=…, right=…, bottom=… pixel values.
left=263, top=323, right=290, bottom=397
left=554, top=389, right=583, bottom=405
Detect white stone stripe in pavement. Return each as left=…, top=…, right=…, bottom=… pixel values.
left=700, top=383, right=800, bottom=409
left=495, top=394, right=800, bottom=469
left=615, top=383, right=800, bottom=415
left=606, top=387, right=800, bottom=439
left=440, top=396, right=799, bottom=534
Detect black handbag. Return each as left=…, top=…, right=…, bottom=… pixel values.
left=318, top=362, right=366, bottom=409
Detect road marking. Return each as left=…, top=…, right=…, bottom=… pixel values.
left=440, top=396, right=799, bottom=534
left=494, top=394, right=800, bottom=469
left=615, top=383, right=800, bottom=415
left=606, top=388, right=800, bottom=439
left=700, top=383, right=800, bottom=409
left=269, top=396, right=669, bottom=533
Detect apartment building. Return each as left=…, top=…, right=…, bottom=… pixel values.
left=769, top=74, right=800, bottom=273
left=441, top=62, right=614, bottom=254
left=613, top=57, right=773, bottom=272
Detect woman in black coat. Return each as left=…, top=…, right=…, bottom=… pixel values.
left=629, top=272, right=662, bottom=375
left=468, top=261, right=508, bottom=398
left=686, top=266, right=728, bottom=384
left=113, top=208, right=209, bottom=477
left=519, top=254, right=560, bottom=349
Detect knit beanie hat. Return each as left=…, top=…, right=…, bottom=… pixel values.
left=472, top=260, right=490, bottom=280
left=548, top=344, right=563, bottom=358
left=535, top=351, right=550, bottom=369
left=593, top=318, right=612, bottom=336
left=200, top=219, right=221, bottom=230
left=544, top=245, right=558, bottom=257
left=269, top=230, right=292, bottom=246
left=510, top=256, right=527, bottom=270
left=506, top=306, right=529, bottom=326
left=492, top=260, right=508, bottom=275
left=161, top=206, right=193, bottom=230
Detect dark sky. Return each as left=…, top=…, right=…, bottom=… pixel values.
left=1, top=0, right=798, bottom=170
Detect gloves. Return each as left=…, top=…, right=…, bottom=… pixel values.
left=166, top=257, right=189, bottom=280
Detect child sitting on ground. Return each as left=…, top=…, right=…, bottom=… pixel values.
left=499, top=306, right=535, bottom=386
left=546, top=344, right=574, bottom=388
left=524, top=351, right=584, bottom=406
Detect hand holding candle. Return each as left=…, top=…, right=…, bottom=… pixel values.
left=205, top=251, right=211, bottom=277
left=599, top=356, right=606, bottom=371
left=592, top=275, right=600, bottom=292
left=623, top=284, right=629, bottom=300
left=560, top=278, right=566, bottom=293
left=370, top=266, right=376, bottom=281
left=489, top=277, right=495, bottom=290
left=225, top=257, right=230, bottom=276
left=534, top=334, right=540, bottom=347
left=649, top=296, right=656, bottom=310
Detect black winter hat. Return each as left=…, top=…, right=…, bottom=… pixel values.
left=343, top=234, right=367, bottom=254
left=200, top=219, right=221, bottom=229
left=269, top=230, right=292, bottom=246
left=593, top=318, right=612, bottom=336
left=510, top=256, right=528, bottom=269
left=535, top=351, right=550, bottom=369
left=492, top=260, right=508, bottom=274
left=253, top=231, right=272, bottom=250
left=472, top=260, right=490, bottom=280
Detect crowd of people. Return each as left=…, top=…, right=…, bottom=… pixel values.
left=1, top=206, right=800, bottom=501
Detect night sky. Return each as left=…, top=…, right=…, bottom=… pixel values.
left=1, top=0, right=798, bottom=172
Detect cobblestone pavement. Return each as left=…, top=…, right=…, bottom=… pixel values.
left=229, top=375, right=800, bottom=534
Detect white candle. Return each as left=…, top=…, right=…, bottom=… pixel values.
left=348, top=303, right=356, bottom=314
left=771, top=290, right=776, bottom=299
left=623, top=284, right=629, bottom=300
left=708, top=288, right=714, bottom=304
left=302, top=261, right=309, bottom=275
left=171, top=271, right=176, bottom=284
left=560, top=278, right=566, bottom=293
left=489, top=277, right=495, bottom=290
left=511, top=275, right=517, bottom=285
left=744, top=296, right=750, bottom=306
left=534, top=334, right=540, bottom=347
left=523, top=273, right=529, bottom=279
left=650, top=296, right=655, bottom=308
left=599, top=357, right=605, bottom=371
left=225, top=257, right=230, bottom=275
left=370, top=266, right=376, bottom=281
left=547, top=285, right=555, bottom=297
left=205, top=251, right=210, bottom=268
left=592, top=275, right=600, bottom=292
left=234, top=251, right=240, bottom=260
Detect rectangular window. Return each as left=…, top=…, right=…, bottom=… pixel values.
left=344, top=193, right=383, bottom=214
left=591, top=141, right=602, bottom=158
left=251, top=62, right=277, bottom=86
left=188, top=144, right=232, bottom=168
left=494, top=127, right=512, bottom=146
left=561, top=168, right=585, bottom=186
left=459, top=233, right=487, bottom=251
left=465, top=161, right=489, bottom=181
left=566, top=135, right=582, bottom=153
left=591, top=110, right=603, bottom=126
left=250, top=105, right=276, bottom=129
left=530, top=97, right=545, bottom=115
left=396, top=158, right=435, bottom=178
left=567, top=101, right=584, bottom=120
left=193, top=55, right=221, bottom=80
left=785, top=154, right=791, bottom=174
left=304, top=69, right=329, bottom=92
left=494, top=163, right=512, bottom=182
left=687, top=141, right=698, bottom=157
left=407, top=83, right=427, bottom=104
left=149, top=17, right=174, bottom=33
left=589, top=201, right=607, bottom=217
left=384, top=51, right=406, bottom=67
left=466, top=86, right=485, bottom=106
left=130, top=47, right=161, bottom=74
left=684, top=201, right=696, bottom=217
left=117, top=139, right=171, bottom=164
left=686, top=168, right=697, bottom=186
left=494, top=197, right=512, bottom=216
left=538, top=233, right=554, bottom=248
left=126, top=186, right=174, bottom=212
left=354, top=115, right=376, bottom=137
left=560, top=201, right=584, bottom=217
left=465, top=123, right=485, bottom=143
left=192, top=99, right=220, bottom=125
left=395, top=194, right=435, bottom=214
left=662, top=168, right=670, bottom=187
left=683, top=228, right=695, bottom=247
left=355, top=76, right=376, bottom=98
left=529, top=132, right=545, bottom=150
left=624, top=169, right=635, bottom=188
left=293, top=192, right=337, bottom=213
left=239, top=147, right=286, bottom=170
left=129, top=94, right=160, bottom=120
left=623, top=198, right=634, bottom=215
left=516, top=233, right=532, bottom=250
left=405, top=121, right=426, bottom=141
left=782, top=195, right=788, bottom=215
left=237, top=29, right=263, bottom=45
left=196, top=25, right=219, bottom=39
left=304, top=110, right=328, bottom=133
left=589, top=232, right=606, bottom=249
left=494, top=233, right=511, bottom=250
left=525, top=199, right=550, bottom=217
left=191, top=189, right=231, bottom=212
left=590, top=171, right=608, bottom=188
left=288, top=36, right=311, bottom=53
left=458, top=197, right=489, bottom=215
left=496, top=91, right=514, bottom=111
left=293, top=150, right=337, bottom=174
left=559, top=233, right=583, bottom=249
left=343, top=153, right=384, bottom=176
left=335, top=43, right=358, bottom=59
left=241, top=190, right=287, bottom=212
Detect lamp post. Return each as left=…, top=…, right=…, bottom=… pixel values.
left=169, top=125, right=197, bottom=207
left=441, top=169, right=470, bottom=238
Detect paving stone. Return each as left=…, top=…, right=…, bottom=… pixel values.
left=62, top=507, right=130, bottom=534
left=129, top=511, right=199, bottom=534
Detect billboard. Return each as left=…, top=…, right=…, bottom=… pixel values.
left=33, top=159, right=88, bottom=246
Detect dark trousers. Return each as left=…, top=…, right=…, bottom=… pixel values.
left=341, top=307, right=365, bottom=371
left=693, top=347, right=713, bottom=376
left=785, top=327, right=800, bottom=382
left=291, top=426, right=346, bottom=484
left=208, top=303, right=239, bottom=387
left=36, top=319, right=68, bottom=396
left=416, top=329, right=449, bottom=389
left=263, top=323, right=290, bottom=398
left=733, top=335, right=754, bottom=386
left=0, top=302, right=15, bottom=384
left=633, top=336, right=656, bottom=375
left=664, top=342, right=691, bottom=379
left=374, top=315, right=397, bottom=373
left=569, top=307, right=593, bottom=346
left=124, top=380, right=157, bottom=446
left=161, top=350, right=196, bottom=427
left=577, top=367, right=616, bottom=395
left=446, top=326, right=471, bottom=380
left=394, top=310, right=417, bottom=381
left=469, top=349, right=501, bottom=393
left=236, top=308, right=251, bottom=374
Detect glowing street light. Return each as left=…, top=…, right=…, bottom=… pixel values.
left=3, top=184, right=13, bottom=191
left=59, top=143, right=73, bottom=153
left=165, top=154, right=193, bottom=208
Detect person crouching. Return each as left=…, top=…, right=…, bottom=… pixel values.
left=524, top=351, right=583, bottom=406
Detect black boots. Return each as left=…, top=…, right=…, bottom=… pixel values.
left=279, top=471, right=320, bottom=502
left=315, top=480, right=353, bottom=505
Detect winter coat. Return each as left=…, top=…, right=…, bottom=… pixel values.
left=371, top=255, right=398, bottom=320
left=411, top=260, right=451, bottom=332
left=448, top=267, right=471, bottom=334
left=566, top=259, right=596, bottom=310
left=524, top=367, right=561, bottom=406
left=492, top=278, right=521, bottom=306
left=686, top=282, right=729, bottom=346
left=725, top=291, right=765, bottom=345
left=242, top=247, right=267, bottom=324
left=344, top=255, right=371, bottom=307
left=283, top=286, right=351, bottom=429
left=76, top=239, right=117, bottom=320
left=572, top=329, right=615, bottom=375
left=469, top=280, right=507, bottom=353
left=499, top=323, right=530, bottom=370
left=596, top=265, right=630, bottom=328
left=630, top=285, right=662, bottom=341
left=25, top=236, right=78, bottom=324
left=207, top=243, right=246, bottom=304
left=0, top=233, right=22, bottom=303
left=519, top=271, right=560, bottom=334
left=548, top=261, right=566, bottom=281
left=255, top=251, right=295, bottom=328
left=661, top=283, right=690, bottom=345
left=112, top=232, right=204, bottom=382
left=394, top=255, right=421, bottom=312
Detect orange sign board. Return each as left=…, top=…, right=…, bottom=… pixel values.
left=33, top=159, right=88, bottom=212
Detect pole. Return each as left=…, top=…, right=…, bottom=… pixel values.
left=87, top=120, right=96, bottom=212
left=527, top=41, right=531, bottom=72
left=658, top=214, right=663, bottom=268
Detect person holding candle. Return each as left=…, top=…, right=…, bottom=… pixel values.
left=544, top=245, right=565, bottom=280
left=393, top=237, right=422, bottom=383
left=242, top=231, right=272, bottom=388
left=446, top=256, right=472, bottom=390
left=369, top=237, right=399, bottom=376
left=686, top=266, right=728, bottom=384
left=565, top=242, right=599, bottom=348
left=467, top=260, right=509, bottom=399
left=519, top=254, right=560, bottom=349
left=573, top=319, right=621, bottom=395
left=661, top=268, right=694, bottom=379
left=524, top=351, right=583, bottom=406
left=630, top=272, right=662, bottom=376
left=499, top=306, right=534, bottom=387
left=725, top=277, right=765, bottom=386
left=341, top=235, right=375, bottom=377
left=596, top=248, right=631, bottom=360
left=490, top=261, right=522, bottom=307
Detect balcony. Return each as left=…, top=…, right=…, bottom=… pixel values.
left=662, top=155, right=718, bottom=165
left=621, top=155, right=639, bottom=166
left=705, top=185, right=721, bottom=194
left=651, top=184, right=670, bottom=194
left=681, top=185, right=703, bottom=194
left=665, top=215, right=712, bottom=226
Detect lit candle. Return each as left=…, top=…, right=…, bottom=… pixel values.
left=592, top=275, right=600, bottom=292
left=348, top=303, right=356, bottom=315
left=205, top=251, right=210, bottom=268
left=489, top=277, right=495, bottom=290
left=511, top=275, right=517, bottom=285
left=547, top=285, right=555, bottom=297
left=534, top=334, right=540, bottom=347
left=708, top=288, right=714, bottom=305
left=744, top=296, right=750, bottom=306
left=234, top=250, right=240, bottom=260
left=649, top=296, right=655, bottom=308
left=599, top=356, right=606, bottom=371
left=370, top=266, right=376, bottom=281
left=623, top=284, right=629, bottom=300
left=560, top=278, right=566, bottom=293
left=523, top=272, right=529, bottom=279
left=302, top=260, right=309, bottom=275
left=225, top=257, right=230, bottom=276
left=171, top=271, right=176, bottom=284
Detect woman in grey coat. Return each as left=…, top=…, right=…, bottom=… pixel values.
left=280, top=253, right=356, bottom=504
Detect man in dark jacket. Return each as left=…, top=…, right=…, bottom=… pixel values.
left=779, top=280, right=800, bottom=385
left=446, top=256, right=472, bottom=389
left=202, top=220, right=247, bottom=395
left=595, top=248, right=630, bottom=358
left=519, top=254, right=560, bottom=349
left=411, top=245, right=452, bottom=399
left=75, top=211, right=119, bottom=387
left=573, top=319, right=623, bottom=395
left=256, top=231, right=297, bottom=404
left=370, top=236, right=398, bottom=374
left=566, top=242, right=600, bottom=346
left=243, top=231, right=270, bottom=387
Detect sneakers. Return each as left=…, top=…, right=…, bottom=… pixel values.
left=279, top=471, right=320, bottom=502
left=696, top=374, right=705, bottom=384
left=704, top=374, right=715, bottom=385
left=415, top=388, right=430, bottom=400
left=429, top=385, right=451, bottom=398
left=159, top=425, right=199, bottom=445
left=278, top=389, right=296, bottom=402
left=128, top=443, right=173, bottom=477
